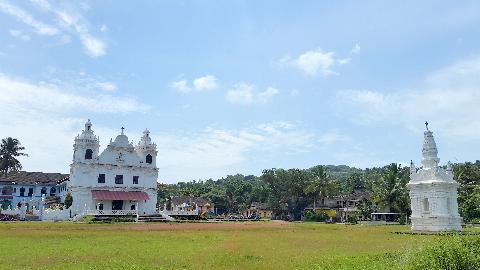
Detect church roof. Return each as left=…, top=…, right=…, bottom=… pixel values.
left=0, top=171, right=69, bottom=185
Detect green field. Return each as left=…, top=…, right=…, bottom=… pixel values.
left=0, top=221, right=450, bottom=270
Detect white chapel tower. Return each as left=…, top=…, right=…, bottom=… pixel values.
left=408, top=122, right=462, bottom=231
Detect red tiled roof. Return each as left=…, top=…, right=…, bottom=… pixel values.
left=91, top=190, right=149, bottom=201
left=0, top=171, right=69, bottom=185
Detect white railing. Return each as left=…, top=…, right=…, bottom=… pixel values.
left=85, top=210, right=138, bottom=216
left=42, top=208, right=71, bottom=221
left=161, top=209, right=199, bottom=216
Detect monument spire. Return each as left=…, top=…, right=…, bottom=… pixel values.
left=421, top=122, right=439, bottom=169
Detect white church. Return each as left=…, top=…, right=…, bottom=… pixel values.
left=69, top=120, right=158, bottom=216
left=408, top=123, right=463, bottom=231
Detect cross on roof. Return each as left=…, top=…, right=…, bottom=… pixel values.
left=121, top=127, right=125, bottom=134
left=425, top=121, right=429, bottom=131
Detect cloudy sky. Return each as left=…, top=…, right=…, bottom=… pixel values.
left=0, top=1, right=479, bottom=183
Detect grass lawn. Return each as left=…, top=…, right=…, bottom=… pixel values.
left=0, top=221, right=443, bottom=270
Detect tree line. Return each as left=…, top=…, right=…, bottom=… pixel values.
left=159, top=162, right=480, bottom=222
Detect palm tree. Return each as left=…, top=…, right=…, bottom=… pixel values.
left=0, top=137, right=28, bottom=176
left=373, top=163, right=410, bottom=214
left=305, top=166, right=335, bottom=210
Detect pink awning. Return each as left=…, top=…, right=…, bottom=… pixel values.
left=91, top=190, right=149, bottom=201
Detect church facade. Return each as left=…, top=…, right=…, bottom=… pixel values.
left=408, top=124, right=462, bottom=231
left=69, top=120, right=158, bottom=216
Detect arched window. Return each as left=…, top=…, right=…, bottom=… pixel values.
left=41, top=187, right=47, bottom=195
left=423, top=198, right=429, bottom=212
left=146, top=154, right=152, bottom=164
left=85, top=149, right=93, bottom=160
left=50, top=187, right=56, bottom=196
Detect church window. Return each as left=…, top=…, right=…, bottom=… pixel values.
left=133, top=176, right=139, bottom=184
left=98, top=203, right=103, bottom=210
left=146, top=154, right=152, bottom=164
left=28, top=188, right=33, bottom=197
left=20, top=187, right=25, bottom=197
left=50, top=187, right=56, bottom=196
left=85, top=149, right=93, bottom=160
left=41, top=187, right=47, bottom=195
left=115, top=175, right=123, bottom=184
left=131, top=204, right=136, bottom=210
left=98, top=174, right=105, bottom=183
left=423, top=198, right=429, bottom=212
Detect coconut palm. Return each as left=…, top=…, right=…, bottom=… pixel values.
left=0, top=137, right=28, bottom=176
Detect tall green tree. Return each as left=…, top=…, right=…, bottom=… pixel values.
left=0, top=137, right=28, bottom=176
left=304, top=166, right=339, bottom=210
left=454, top=161, right=480, bottom=222
left=371, top=163, right=410, bottom=215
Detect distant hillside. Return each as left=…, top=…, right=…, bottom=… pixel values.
left=320, top=165, right=363, bottom=181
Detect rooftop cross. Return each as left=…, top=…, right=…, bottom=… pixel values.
left=425, top=121, right=429, bottom=131
left=121, top=127, right=125, bottom=135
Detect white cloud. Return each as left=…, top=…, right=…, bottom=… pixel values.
left=333, top=56, right=480, bottom=141
left=193, top=75, right=218, bottom=91
left=96, top=82, right=117, bottom=92
left=54, top=10, right=106, bottom=58
left=172, top=75, right=219, bottom=93
left=318, top=131, right=351, bottom=146
left=100, top=24, right=108, bottom=33
left=171, top=79, right=190, bottom=93
left=295, top=48, right=336, bottom=76
left=278, top=45, right=359, bottom=77
left=226, top=84, right=279, bottom=105
left=0, top=73, right=149, bottom=114
left=9, top=29, right=30, bottom=41
left=351, top=44, right=361, bottom=54
left=0, top=0, right=59, bottom=35
left=17, top=0, right=107, bottom=58
left=153, top=121, right=313, bottom=181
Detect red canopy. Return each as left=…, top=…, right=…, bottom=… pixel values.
left=91, top=190, right=149, bottom=201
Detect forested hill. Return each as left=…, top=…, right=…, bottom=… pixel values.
left=323, top=165, right=363, bottom=181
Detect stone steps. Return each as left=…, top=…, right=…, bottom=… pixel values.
left=137, top=214, right=170, bottom=222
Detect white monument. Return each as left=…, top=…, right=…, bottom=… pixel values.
left=408, top=122, right=462, bottom=231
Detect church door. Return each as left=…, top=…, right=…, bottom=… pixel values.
left=112, top=200, right=123, bottom=210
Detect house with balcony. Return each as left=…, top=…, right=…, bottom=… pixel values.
left=0, top=171, right=69, bottom=211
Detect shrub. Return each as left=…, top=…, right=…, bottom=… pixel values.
left=406, top=234, right=480, bottom=270
left=64, top=193, right=73, bottom=209
left=304, top=211, right=329, bottom=222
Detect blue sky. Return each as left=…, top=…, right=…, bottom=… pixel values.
left=1, top=0, right=479, bottom=183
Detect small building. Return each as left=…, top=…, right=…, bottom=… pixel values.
left=408, top=123, right=462, bottom=232
left=304, top=189, right=371, bottom=222
left=165, top=196, right=215, bottom=216
left=0, top=171, right=69, bottom=211
left=243, top=202, right=272, bottom=219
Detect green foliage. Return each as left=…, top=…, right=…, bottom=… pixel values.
left=455, top=161, right=480, bottom=222
left=64, top=193, right=73, bottom=209
left=405, top=235, right=480, bottom=270
left=157, top=161, right=480, bottom=222
left=304, top=211, right=329, bottom=222
left=370, top=163, right=410, bottom=214
left=0, top=137, right=28, bottom=176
